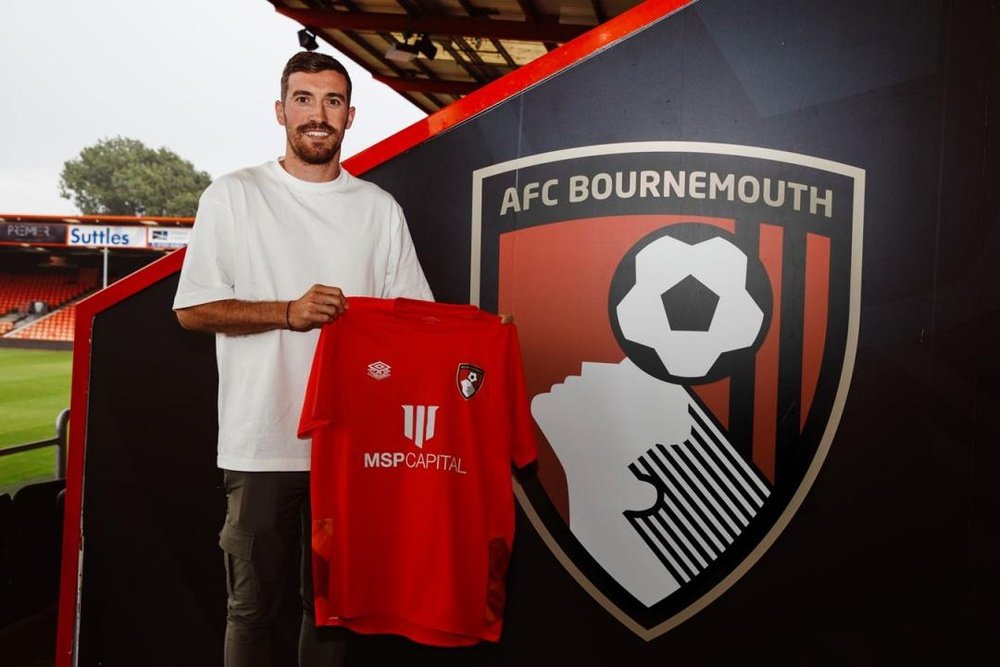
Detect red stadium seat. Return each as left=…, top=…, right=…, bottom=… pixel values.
left=1, top=270, right=97, bottom=341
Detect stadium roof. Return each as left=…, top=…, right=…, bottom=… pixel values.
left=0, top=213, right=193, bottom=227
left=267, top=0, right=645, bottom=113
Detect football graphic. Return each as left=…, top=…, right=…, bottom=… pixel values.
left=610, top=226, right=771, bottom=383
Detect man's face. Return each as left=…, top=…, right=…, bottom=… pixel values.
left=275, top=70, right=355, bottom=166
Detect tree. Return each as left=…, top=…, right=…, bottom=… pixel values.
left=59, top=136, right=211, bottom=216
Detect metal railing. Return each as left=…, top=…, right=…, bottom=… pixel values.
left=0, top=408, right=70, bottom=479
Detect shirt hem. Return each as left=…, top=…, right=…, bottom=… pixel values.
left=217, top=457, right=310, bottom=472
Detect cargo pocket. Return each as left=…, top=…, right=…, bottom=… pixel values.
left=220, top=523, right=257, bottom=606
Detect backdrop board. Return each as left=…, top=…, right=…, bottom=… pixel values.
left=58, top=0, right=998, bottom=665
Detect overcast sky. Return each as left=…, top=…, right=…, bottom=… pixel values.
left=0, top=0, right=427, bottom=215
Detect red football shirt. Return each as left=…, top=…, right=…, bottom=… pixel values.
left=298, top=297, right=537, bottom=646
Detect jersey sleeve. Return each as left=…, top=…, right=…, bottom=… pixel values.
left=506, top=324, right=538, bottom=469
left=172, top=184, right=237, bottom=310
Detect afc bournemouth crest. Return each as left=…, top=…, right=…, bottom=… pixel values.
left=471, top=142, right=863, bottom=639
left=457, top=363, right=484, bottom=399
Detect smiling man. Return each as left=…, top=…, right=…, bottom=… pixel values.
left=172, top=52, right=432, bottom=667
left=278, top=62, right=354, bottom=171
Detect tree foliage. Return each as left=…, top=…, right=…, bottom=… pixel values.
left=59, top=136, right=211, bottom=216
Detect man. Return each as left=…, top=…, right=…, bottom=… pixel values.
left=173, top=51, right=432, bottom=667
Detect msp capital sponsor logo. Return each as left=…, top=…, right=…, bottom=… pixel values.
left=363, top=450, right=467, bottom=474
left=402, top=404, right=438, bottom=448
left=471, top=142, right=863, bottom=639
left=363, top=404, right=467, bottom=474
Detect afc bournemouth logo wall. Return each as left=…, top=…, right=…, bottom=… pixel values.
left=471, top=142, right=864, bottom=639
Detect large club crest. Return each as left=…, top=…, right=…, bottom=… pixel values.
left=471, top=142, right=863, bottom=638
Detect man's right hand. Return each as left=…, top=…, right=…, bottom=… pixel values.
left=287, top=284, right=348, bottom=331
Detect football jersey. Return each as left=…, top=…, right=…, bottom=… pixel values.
left=298, top=297, right=538, bottom=647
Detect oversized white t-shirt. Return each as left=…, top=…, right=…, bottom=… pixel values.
left=173, top=160, right=433, bottom=471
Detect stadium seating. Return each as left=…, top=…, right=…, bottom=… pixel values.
left=0, top=480, right=66, bottom=627
left=0, top=269, right=99, bottom=342
left=0, top=492, right=11, bottom=561
left=7, top=304, right=78, bottom=342
left=0, top=271, right=97, bottom=316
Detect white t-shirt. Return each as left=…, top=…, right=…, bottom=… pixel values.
left=173, top=160, right=433, bottom=471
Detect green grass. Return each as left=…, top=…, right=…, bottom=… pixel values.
left=0, top=348, right=72, bottom=495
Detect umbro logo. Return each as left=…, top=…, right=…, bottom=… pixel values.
left=367, top=361, right=391, bottom=380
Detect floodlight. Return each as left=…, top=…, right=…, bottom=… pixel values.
left=385, top=42, right=419, bottom=62
left=298, top=29, right=319, bottom=51
left=415, top=35, right=438, bottom=60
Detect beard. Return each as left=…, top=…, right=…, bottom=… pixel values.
left=288, top=123, right=342, bottom=165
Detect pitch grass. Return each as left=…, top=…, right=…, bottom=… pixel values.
left=0, top=348, right=72, bottom=495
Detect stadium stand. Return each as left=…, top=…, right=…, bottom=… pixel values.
left=1, top=268, right=99, bottom=342
left=0, top=270, right=97, bottom=315
left=7, top=304, right=78, bottom=342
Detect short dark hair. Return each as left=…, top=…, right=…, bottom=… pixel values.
left=280, top=51, right=352, bottom=104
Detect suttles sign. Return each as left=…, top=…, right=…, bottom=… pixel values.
left=472, top=142, right=863, bottom=639
left=67, top=225, right=147, bottom=248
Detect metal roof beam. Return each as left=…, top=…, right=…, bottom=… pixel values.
left=455, top=0, right=520, bottom=65
left=590, top=0, right=608, bottom=23
left=515, top=0, right=559, bottom=51
left=275, top=7, right=590, bottom=42
left=372, top=74, right=481, bottom=95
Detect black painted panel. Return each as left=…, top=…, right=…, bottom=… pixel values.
left=74, top=0, right=997, bottom=664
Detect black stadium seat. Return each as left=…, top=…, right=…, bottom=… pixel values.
left=0, top=492, right=12, bottom=565
left=0, top=480, right=66, bottom=627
